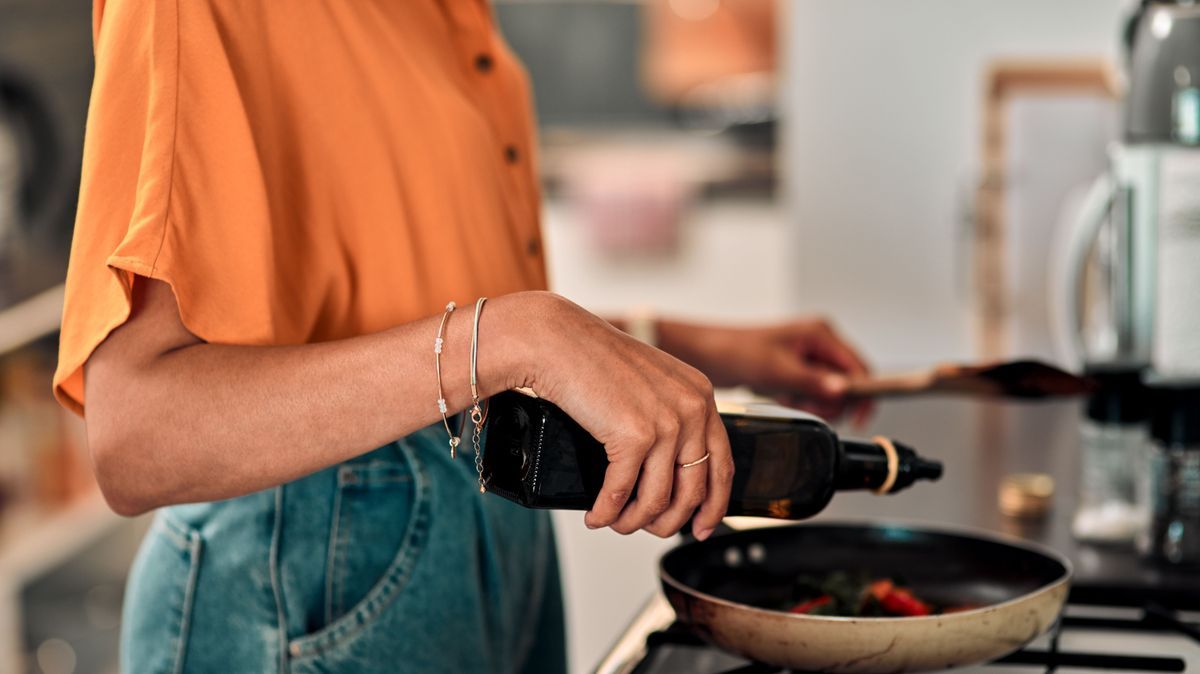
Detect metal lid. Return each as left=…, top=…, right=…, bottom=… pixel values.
left=1124, top=2, right=1200, bottom=144
left=998, top=473, right=1055, bottom=520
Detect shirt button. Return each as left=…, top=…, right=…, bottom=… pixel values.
left=474, top=53, right=494, bottom=73
left=527, top=238, right=541, bottom=257
left=504, top=145, right=520, bottom=164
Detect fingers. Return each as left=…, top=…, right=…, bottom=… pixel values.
left=850, top=397, right=876, bottom=429
left=806, top=321, right=874, bottom=427
left=780, top=361, right=849, bottom=403
left=689, top=404, right=734, bottom=540
left=609, top=433, right=678, bottom=535
left=808, top=321, right=870, bottom=377
left=584, top=450, right=641, bottom=529
left=591, top=365, right=731, bottom=540
left=643, top=405, right=711, bottom=538
left=785, top=323, right=861, bottom=394
left=567, top=326, right=733, bottom=539
left=642, top=458, right=706, bottom=538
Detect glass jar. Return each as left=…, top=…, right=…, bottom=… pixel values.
left=1138, top=382, right=1200, bottom=565
left=1072, top=368, right=1148, bottom=545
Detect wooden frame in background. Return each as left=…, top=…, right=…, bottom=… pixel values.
left=974, top=59, right=1120, bottom=360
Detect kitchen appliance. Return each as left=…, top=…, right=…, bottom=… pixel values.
left=1058, top=1, right=1200, bottom=375
left=1139, top=381, right=1200, bottom=564
left=1072, top=367, right=1150, bottom=544
left=482, top=390, right=942, bottom=519
left=655, top=523, right=1070, bottom=674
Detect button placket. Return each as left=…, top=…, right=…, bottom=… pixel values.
left=440, top=0, right=542, bottom=273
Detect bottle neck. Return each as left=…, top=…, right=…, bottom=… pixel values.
left=836, top=438, right=943, bottom=494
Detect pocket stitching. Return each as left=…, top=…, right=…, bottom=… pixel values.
left=148, top=512, right=204, bottom=674
left=171, top=532, right=203, bottom=674
left=323, top=481, right=344, bottom=626
left=286, top=445, right=433, bottom=659
left=327, top=465, right=413, bottom=619
left=155, top=511, right=194, bottom=550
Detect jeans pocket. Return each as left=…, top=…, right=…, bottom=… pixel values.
left=287, top=446, right=432, bottom=659
left=121, top=512, right=203, bottom=674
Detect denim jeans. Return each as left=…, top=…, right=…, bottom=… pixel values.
left=120, top=425, right=567, bottom=673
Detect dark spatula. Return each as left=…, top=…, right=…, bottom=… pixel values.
left=846, top=359, right=1097, bottom=399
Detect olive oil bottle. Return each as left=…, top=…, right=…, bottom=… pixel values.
left=481, top=390, right=942, bottom=520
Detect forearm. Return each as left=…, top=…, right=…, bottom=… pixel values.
left=606, top=314, right=740, bottom=388
left=86, top=292, right=537, bottom=514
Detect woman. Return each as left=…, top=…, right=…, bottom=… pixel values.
left=54, top=2, right=869, bottom=672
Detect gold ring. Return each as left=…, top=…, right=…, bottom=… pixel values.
left=677, top=452, right=710, bottom=469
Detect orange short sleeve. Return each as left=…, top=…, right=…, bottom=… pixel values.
left=55, top=0, right=285, bottom=414
left=55, top=0, right=548, bottom=415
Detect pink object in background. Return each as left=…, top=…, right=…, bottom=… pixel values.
left=563, top=148, right=695, bottom=255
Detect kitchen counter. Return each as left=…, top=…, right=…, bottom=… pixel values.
left=596, top=395, right=1200, bottom=673
left=817, top=396, right=1199, bottom=607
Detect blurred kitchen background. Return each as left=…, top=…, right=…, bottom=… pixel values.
left=0, top=0, right=1163, bottom=672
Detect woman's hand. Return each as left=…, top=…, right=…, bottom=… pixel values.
left=657, top=317, right=872, bottom=423
left=503, top=293, right=734, bottom=541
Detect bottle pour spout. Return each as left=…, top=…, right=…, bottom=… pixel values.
left=914, top=458, right=944, bottom=482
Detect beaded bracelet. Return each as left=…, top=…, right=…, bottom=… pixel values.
left=433, top=301, right=462, bottom=459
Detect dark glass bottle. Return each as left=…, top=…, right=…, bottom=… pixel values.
left=481, top=390, right=943, bottom=520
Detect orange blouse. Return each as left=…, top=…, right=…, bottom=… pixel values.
left=54, top=0, right=547, bottom=414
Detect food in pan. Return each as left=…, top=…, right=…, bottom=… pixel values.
left=782, top=571, right=978, bottom=617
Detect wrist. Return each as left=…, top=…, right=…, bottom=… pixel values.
left=474, top=291, right=563, bottom=396
left=657, top=320, right=740, bottom=386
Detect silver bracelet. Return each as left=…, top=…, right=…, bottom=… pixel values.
left=434, top=301, right=462, bottom=459
left=469, top=297, right=489, bottom=493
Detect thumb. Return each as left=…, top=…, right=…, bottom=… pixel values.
left=781, top=363, right=847, bottom=401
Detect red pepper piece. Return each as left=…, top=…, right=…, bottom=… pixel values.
left=879, top=587, right=932, bottom=616
left=788, top=595, right=833, bottom=614
left=866, top=579, right=894, bottom=602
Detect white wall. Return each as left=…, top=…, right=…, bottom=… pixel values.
left=783, top=0, right=1127, bottom=368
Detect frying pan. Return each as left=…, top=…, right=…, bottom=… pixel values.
left=660, top=522, right=1071, bottom=673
